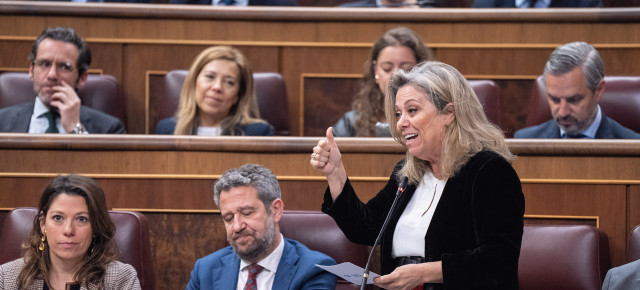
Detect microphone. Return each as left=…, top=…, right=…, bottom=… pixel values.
left=360, top=176, right=409, bottom=289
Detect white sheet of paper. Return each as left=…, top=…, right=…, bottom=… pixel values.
left=315, top=262, right=380, bottom=285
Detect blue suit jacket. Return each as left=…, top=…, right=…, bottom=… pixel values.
left=0, top=101, right=126, bottom=134
left=602, top=259, right=640, bottom=290
left=185, top=238, right=336, bottom=290
left=156, top=117, right=273, bottom=136
left=472, top=0, right=601, bottom=7
left=514, top=113, right=640, bottom=139
left=339, top=0, right=377, bottom=7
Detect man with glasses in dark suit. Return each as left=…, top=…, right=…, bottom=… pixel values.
left=0, top=27, right=125, bottom=134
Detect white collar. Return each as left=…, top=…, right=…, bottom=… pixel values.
left=33, top=97, right=51, bottom=118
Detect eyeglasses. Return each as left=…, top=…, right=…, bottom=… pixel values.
left=32, top=59, right=75, bottom=73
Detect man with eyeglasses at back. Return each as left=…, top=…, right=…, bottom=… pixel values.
left=0, top=27, right=126, bottom=134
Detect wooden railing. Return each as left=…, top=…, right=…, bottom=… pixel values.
left=0, top=134, right=639, bottom=289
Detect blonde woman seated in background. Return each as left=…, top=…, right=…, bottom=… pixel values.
left=0, top=174, right=141, bottom=289
left=156, top=46, right=273, bottom=136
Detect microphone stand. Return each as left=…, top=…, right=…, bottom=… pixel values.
left=360, top=176, right=409, bottom=290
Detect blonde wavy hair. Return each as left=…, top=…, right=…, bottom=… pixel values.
left=173, top=46, right=263, bottom=135
left=385, top=61, right=514, bottom=184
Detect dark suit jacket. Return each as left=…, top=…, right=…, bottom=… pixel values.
left=339, top=0, right=377, bottom=7
left=602, top=259, right=640, bottom=290
left=323, top=151, right=524, bottom=289
left=332, top=110, right=358, bottom=137
left=0, top=101, right=126, bottom=134
left=169, top=0, right=297, bottom=6
left=513, top=113, right=640, bottom=139
left=101, top=0, right=152, bottom=2
left=339, top=0, right=439, bottom=7
left=472, top=0, right=601, bottom=7
left=185, top=238, right=337, bottom=290
left=156, top=117, right=274, bottom=136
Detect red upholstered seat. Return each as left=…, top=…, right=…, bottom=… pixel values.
left=279, top=210, right=368, bottom=290
left=526, top=75, right=640, bottom=133
left=159, top=70, right=291, bottom=135
left=627, top=224, right=640, bottom=263
left=468, top=79, right=502, bottom=129
left=0, top=72, right=126, bottom=123
left=0, top=207, right=153, bottom=290
left=519, top=224, right=610, bottom=290
left=280, top=213, right=611, bottom=290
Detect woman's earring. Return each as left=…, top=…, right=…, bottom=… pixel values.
left=90, top=236, right=97, bottom=254
left=375, top=74, right=379, bottom=80
left=39, top=230, right=46, bottom=251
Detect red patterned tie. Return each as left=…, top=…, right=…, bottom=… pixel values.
left=243, top=264, right=264, bottom=290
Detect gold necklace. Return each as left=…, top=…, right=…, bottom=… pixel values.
left=422, top=183, right=437, bottom=217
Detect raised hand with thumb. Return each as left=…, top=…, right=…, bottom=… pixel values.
left=310, top=127, right=347, bottom=199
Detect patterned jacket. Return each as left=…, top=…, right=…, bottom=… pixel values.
left=0, top=258, right=141, bottom=290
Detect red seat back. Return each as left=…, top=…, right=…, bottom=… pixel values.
left=0, top=72, right=126, bottom=123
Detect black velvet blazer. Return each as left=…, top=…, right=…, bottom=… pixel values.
left=322, top=150, right=525, bottom=289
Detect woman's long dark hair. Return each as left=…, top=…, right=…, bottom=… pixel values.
left=17, top=174, right=118, bottom=289
left=352, top=27, right=433, bottom=136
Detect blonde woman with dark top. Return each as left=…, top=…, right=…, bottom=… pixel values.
left=157, top=46, right=273, bottom=136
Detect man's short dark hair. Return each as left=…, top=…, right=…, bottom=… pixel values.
left=29, top=27, right=92, bottom=76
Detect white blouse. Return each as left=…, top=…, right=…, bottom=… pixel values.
left=391, top=172, right=447, bottom=258
left=196, top=126, right=221, bottom=136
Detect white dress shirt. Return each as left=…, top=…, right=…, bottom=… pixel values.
left=28, top=98, right=66, bottom=133
left=213, top=0, right=249, bottom=6
left=515, top=0, right=550, bottom=8
left=236, top=234, right=285, bottom=290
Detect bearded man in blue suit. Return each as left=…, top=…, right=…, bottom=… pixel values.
left=514, top=42, right=640, bottom=139
left=185, top=164, right=336, bottom=290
